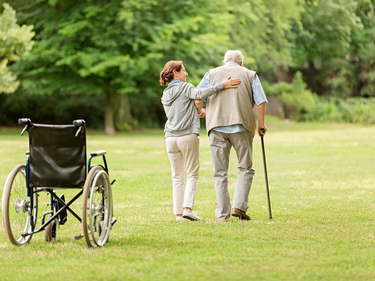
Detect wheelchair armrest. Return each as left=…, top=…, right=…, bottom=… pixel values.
left=88, top=150, right=108, bottom=173
left=90, top=150, right=107, bottom=157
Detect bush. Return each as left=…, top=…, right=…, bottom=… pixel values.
left=0, top=92, right=104, bottom=128
left=302, top=97, right=375, bottom=124
left=263, top=71, right=316, bottom=120
left=352, top=98, right=375, bottom=124
left=263, top=72, right=375, bottom=125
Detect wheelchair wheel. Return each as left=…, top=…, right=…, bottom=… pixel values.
left=44, top=219, right=57, bottom=242
left=2, top=164, right=38, bottom=246
left=82, top=165, right=113, bottom=248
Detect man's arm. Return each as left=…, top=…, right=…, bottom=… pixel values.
left=257, top=102, right=267, bottom=136
left=252, top=75, right=268, bottom=136
left=197, top=71, right=210, bottom=108
left=197, top=71, right=210, bottom=89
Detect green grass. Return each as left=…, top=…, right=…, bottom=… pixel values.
left=1, top=119, right=375, bottom=280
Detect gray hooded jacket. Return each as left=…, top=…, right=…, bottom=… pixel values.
left=161, top=81, right=225, bottom=137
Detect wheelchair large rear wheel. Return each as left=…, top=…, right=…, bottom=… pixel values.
left=82, top=165, right=113, bottom=248
left=2, top=164, right=38, bottom=246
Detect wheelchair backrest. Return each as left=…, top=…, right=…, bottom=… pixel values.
left=28, top=123, right=87, bottom=188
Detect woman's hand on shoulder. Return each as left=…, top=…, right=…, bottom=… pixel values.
left=223, top=76, right=241, bottom=89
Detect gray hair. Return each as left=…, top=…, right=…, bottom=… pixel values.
left=223, top=50, right=244, bottom=64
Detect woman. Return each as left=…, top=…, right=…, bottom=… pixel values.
left=160, top=60, right=240, bottom=221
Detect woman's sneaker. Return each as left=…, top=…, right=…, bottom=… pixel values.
left=182, top=210, right=201, bottom=221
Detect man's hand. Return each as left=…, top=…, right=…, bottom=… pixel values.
left=198, top=108, right=206, bottom=118
left=258, top=126, right=267, bottom=136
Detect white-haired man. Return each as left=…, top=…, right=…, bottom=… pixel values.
left=198, top=50, right=268, bottom=221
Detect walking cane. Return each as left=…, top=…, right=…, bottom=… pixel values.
left=260, top=129, right=272, bottom=219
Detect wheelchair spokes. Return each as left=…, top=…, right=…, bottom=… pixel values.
left=2, top=164, right=38, bottom=246
left=82, top=165, right=113, bottom=248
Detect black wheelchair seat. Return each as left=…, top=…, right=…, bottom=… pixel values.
left=28, top=123, right=87, bottom=188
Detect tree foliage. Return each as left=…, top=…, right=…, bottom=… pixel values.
left=0, top=2, right=34, bottom=93
left=228, top=0, right=304, bottom=74
left=355, top=0, right=375, bottom=97
left=11, top=0, right=235, bottom=133
left=1, top=0, right=375, bottom=129
left=288, top=0, right=362, bottom=95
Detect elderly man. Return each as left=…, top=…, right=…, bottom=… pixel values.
left=198, top=50, right=268, bottom=221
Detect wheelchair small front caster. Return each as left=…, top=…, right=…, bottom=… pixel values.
left=44, top=220, right=57, bottom=242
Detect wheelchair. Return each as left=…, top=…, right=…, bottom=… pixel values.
left=1, top=118, right=116, bottom=248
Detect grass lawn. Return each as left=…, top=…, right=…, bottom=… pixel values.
left=0, top=119, right=374, bottom=280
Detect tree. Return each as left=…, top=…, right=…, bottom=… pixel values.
left=12, top=0, right=233, bottom=134
left=119, top=0, right=234, bottom=127
left=228, top=0, right=304, bottom=77
left=354, top=0, right=375, bottom=97
left=0, top=2, right=34, bottom=94
left=288, top=0, right=362, bottom=95
left=14, top=0, right=133, bottom=134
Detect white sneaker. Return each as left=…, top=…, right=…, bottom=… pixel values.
left=183, top=210, right=201, bottom=221
left=176, top=216, right=186, bottom=221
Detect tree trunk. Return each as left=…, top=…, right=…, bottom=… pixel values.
left=277, top=66, right=293, bottom=83
left=115, top=94, right=133, bottom=130
left=104, top=91, right=116, bottom=135
left=308, top=60, right=318, bottom=94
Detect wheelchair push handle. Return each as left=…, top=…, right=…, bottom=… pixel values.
left=18, top=118, right=32, bottom=125
left=73, top=119, right=86, bottom=137
left=18, top=118, right=32, bottom=136
left=73, top=119, right=85, bottom=127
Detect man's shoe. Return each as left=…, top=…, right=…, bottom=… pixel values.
left=183, top=210, right=201, bottom=221
left=231, top=208, right=251, bottom=220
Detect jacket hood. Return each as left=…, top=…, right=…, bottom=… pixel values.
left=161, top=83, right=184, bottom=106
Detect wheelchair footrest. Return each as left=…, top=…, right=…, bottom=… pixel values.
left=74, top=234, right=84, bottom=240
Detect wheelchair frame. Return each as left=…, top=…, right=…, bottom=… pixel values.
left=1, top=118, right=116, bottom=248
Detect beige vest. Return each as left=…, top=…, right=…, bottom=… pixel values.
left=206, top=64, right=257, bottom=136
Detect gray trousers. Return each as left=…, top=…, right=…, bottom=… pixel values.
left=209, top=130, right=255, bottom=220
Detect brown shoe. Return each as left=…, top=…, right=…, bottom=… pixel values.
left=231, top=208, right=251, bottom=220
